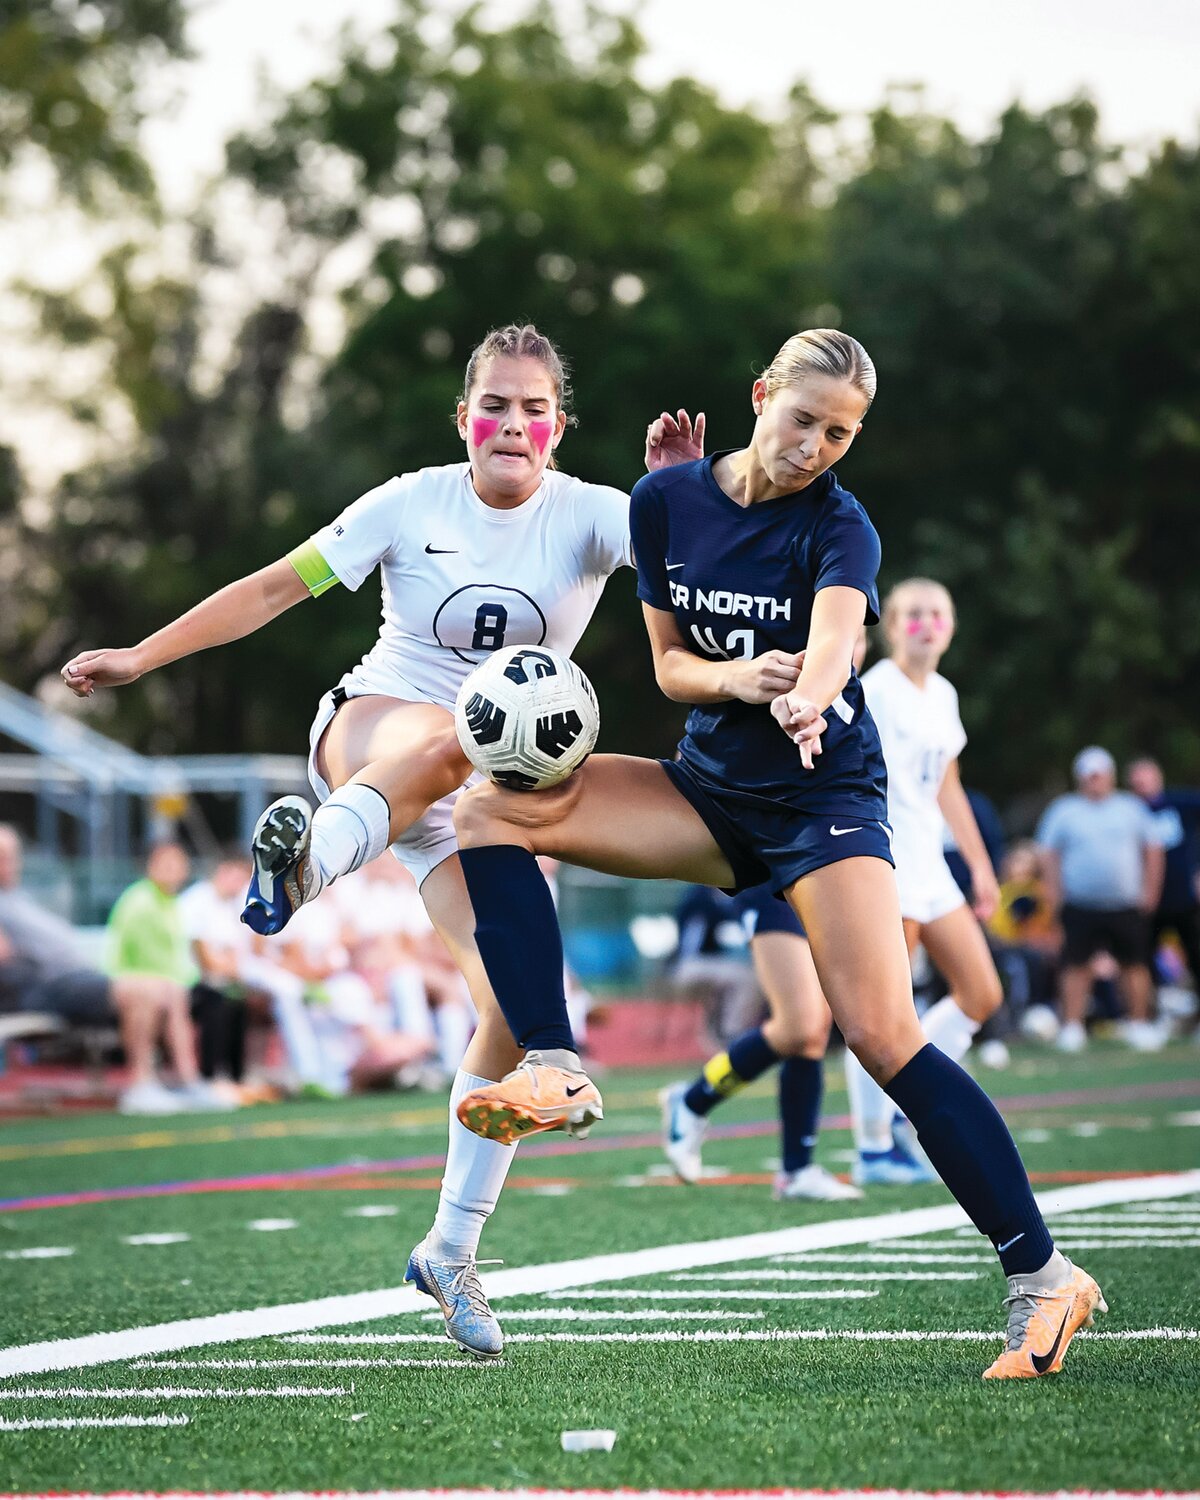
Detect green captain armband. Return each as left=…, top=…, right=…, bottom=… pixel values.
left=288, top=539, right=340, bottom=598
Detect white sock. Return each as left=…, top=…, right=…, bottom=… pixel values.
left=309, top=783, right=391, bottom=888
left=431, top=1070, right=517, bottom=1258
left=845, top=1047, right=895, bottom=1154
left=921, top=995, right=981, bottom=1064
left=434, top=994, right=474, bottom=1074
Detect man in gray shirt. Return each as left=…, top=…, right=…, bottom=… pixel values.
left=1036, top=747, right=1166, bottom=1053
left=0, top=823, right=217, bottom=1114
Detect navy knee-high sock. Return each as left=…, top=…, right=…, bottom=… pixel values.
left=780, top=1056, right=823, bottom=1173
left=885, top=1043, right=1054, bottom=1276
left=458, top=845, right=575, bottom=1053
left=684, top=1027, right=779, bottom=1117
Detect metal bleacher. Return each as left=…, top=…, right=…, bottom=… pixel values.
left=0, top=678, right=308, bottom=918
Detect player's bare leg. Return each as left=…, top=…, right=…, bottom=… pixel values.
left=404, top=855, right=524, bottom=1359
left=790, top=857, right=1103, bottom=1378
left=244, top=697, right=471, bottom=935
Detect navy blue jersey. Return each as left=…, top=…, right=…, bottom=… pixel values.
left=631, top=453, right=886, bottom=816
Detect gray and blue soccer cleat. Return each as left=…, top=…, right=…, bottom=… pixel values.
left=241, top=795, right=315, bottom=936
left=405, top=1237, right=503, bottom=1360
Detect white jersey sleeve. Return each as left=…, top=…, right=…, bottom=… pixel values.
left=308, top=474, right=416, bottom=592
left=578, top=482, right=633, bottom=574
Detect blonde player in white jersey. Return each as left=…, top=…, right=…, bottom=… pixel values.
left=847, top=577, right=1004, bottom=1186
left=62, top=323, right=704, bottom=1360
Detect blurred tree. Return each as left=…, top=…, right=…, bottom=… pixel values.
left=826, top=97, right=1200, bottom=796
left=17, top=2, right=1200, bottom=802
left=0, top=0, right=187, bottom=207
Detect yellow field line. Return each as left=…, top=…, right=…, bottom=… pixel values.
left=0, top=1091, right=665, bottom=1163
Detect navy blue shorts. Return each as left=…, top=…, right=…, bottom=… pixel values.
left=733, top=882, right=806, bottom=939
left=662, top=757, right=893, bottom=899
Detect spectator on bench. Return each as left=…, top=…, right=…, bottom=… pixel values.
left=0, top=824, right=217, bottom=1114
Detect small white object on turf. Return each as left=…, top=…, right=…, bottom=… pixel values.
left=561, top=1429, right=617, bottom=1451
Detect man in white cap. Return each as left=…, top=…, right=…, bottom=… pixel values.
left=1036, top=747, right=1167, bottom=1052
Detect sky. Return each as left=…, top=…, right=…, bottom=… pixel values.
left=141, top=0, right=1200, bottom=208
left=7, top=0, right=1200, bottom=492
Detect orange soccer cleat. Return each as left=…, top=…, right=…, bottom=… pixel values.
left=456, top=1054, right=604, bottom=1146
left=983, top=1261, right=1107, bottom=1379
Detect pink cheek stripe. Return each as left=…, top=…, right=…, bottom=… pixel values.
left=906, top=620, right=924, bottom=636
left=528, top=419, right=553, bottom=453
left=470, top=417, right=499, bottom=447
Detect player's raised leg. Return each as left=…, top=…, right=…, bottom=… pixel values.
left=792, top=855, right=1105, bottom=1378
left=453, top=755, right=735, bottom=1144
left=244, top=697, right=470, bottom=934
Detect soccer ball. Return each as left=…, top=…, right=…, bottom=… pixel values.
left=454, top=645, right=600, bottom=791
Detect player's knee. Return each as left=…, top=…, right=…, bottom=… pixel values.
left=961, top=969, right=1004, bottom=1024
left=419, top=725, right=473, bottom=798
left=453, top=783, right=515, bottom=848
left=841, top=1017, right=912, bottom=1081
left=767, top=1015, right=829, bottom=1058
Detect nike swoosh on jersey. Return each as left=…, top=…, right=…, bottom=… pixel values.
left=424, top=544, right=457, bottom=554
left=666, top=562, right=685, bottom=570
left=829, top=825, right=864, bottom=836
left=1031, top=1308, right=1072, bottom=1374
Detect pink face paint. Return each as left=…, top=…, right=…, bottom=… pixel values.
left=528, top=419, right=553, bottom=454
left=470, top=416, right=499, bottom=449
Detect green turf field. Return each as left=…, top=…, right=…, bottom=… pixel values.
left=1, top=1042, right=1198, bottom=1495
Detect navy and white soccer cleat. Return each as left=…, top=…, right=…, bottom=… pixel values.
left=241, top=795, right=316, bottom=936
left=405, top=1237, right=503, bottom=1360
left=852, top=1142, right=939, bottom=1187
left=660, top=1082, right=709, bottom=1184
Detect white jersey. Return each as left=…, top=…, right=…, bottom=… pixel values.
left=308, top=463, right=632, bottom=708
left=861, top=657, right=967, bottom=879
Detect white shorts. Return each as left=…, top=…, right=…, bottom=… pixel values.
left=894, top=851, right=967, bottom=926
left=307, top=686, right=480, bottom=888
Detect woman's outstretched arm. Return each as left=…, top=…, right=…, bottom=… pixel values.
left=62, top=557, right=310, bottom=696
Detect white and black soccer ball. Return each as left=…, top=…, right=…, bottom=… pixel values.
left=454, top=645, right=600, bottom=792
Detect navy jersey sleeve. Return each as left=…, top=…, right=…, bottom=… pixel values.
left=630, top=474, right=672, bottom=611
left=811, top=497, right=882, bottom=625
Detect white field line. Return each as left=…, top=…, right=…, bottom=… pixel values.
left=123, top=1234, right=192, bottom=1247
left=2, top=1248, right=74, bottom=1261
left=0, top=1414, right=189, bottom=1432
left=246, top=1219, right=297, bottom=1232
left=4, top=1491, right=1199, bottom=1500
left=3, top=1168, right=1198, bottom=1378
left=539, top=1289, right=877, bottom=1301
left=670, top=1270, right=981, bottom=1282
left=0, top=1386, right=349, bottom=1400
left=1041, top=1239, right=1200, bottom=1250
left=954, top=1223, right=1200, bottom=1238
left=774, top=1252, right=992, bottom=1264
left=425, top=1309, right=769, bottom=1322
left=130, top=1359, right=497, bottom=1370
left=288, top=1327, right=1200, bottom=1346
left=1040, top=1217, right=1200, bottom=1228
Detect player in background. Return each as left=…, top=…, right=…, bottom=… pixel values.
left=61, top=324, right=703, bottom=1361
left=661, top=881, right=860, bottom=1201
left=844, top=579, right=1004, bottom=1185
left=450, top=329, right=1103, bottom=1379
